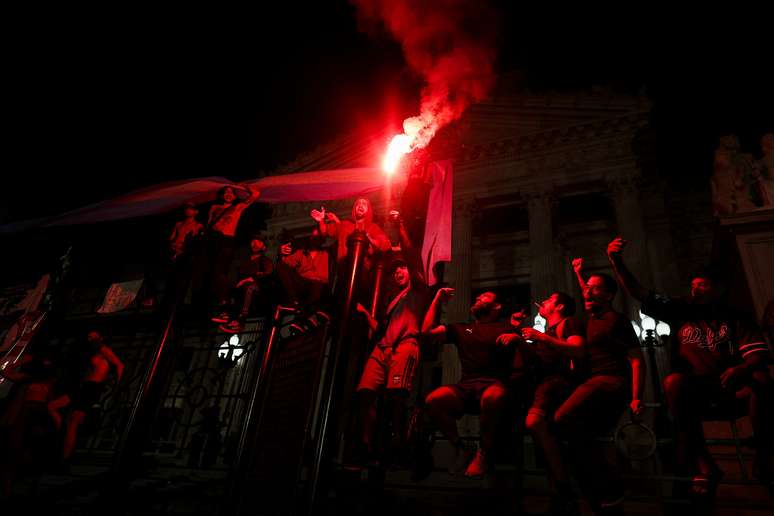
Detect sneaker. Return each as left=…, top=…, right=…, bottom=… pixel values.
left=464, top=448, right=489, bottom=478
left=220, top=319, right=244, bottom=333
left=211, top=311, right=230, bottom=324
left=448, top=442, right=475, bottom=476
left=288, top=322, right=307, bottom=336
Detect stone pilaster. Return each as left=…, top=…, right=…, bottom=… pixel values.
left=607, top=173, right=652, bottom=320
left=527, top=188, right=565, bottom=304
left=441, top=197, right=476, bottom=385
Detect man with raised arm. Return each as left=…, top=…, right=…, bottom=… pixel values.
left=559, top=259, right=645, bottom=514
left=607, top=236, right=773, bottom=495
left=421, top=290, right=517, bottom=478
left=350, top=211, right=430, bottom=468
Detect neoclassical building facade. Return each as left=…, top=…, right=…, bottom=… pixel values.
left=261, top=89, right=723, bottom=426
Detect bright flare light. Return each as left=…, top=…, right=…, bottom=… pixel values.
left=383, top=134, right=412, bottom=174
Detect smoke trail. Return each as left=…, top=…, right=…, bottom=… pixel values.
left=353, top=0, right=499, bottom=158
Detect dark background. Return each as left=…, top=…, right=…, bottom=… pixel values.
left=4, top=3, right=773, bottom=224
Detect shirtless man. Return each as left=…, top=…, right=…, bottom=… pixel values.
left=48, top=331, right=124, bottom=461
left=170, top=202, right=203, bottom=262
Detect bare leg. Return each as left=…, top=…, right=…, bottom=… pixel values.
left=526, top=412, right=570, bottom=484
left=425, top=386, right=464, bottom=446
left=62, top=410, right=87, bottom=461
left=479, top=384, right=507, bottom=452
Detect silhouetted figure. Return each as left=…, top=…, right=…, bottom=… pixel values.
left=0, top=346, right=58, bottom=495
left=215, top=234, right=273, bottom=333
left=48, top=331, right=124, bottom=463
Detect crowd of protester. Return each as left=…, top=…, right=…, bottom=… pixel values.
left=1, top=183, right=773, bottom=515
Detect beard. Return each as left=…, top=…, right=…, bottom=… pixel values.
left=471, top=302, right=496, bottom=320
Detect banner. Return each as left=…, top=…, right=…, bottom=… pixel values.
left=421, top=160, right=453, bottom=285
left=96, top=279, right=144, bottom=314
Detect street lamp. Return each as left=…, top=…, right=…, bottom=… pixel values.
left=217, top=334, right=244, bottom=364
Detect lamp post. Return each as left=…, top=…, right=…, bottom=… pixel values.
left=638, top=313, right=669, bottom=434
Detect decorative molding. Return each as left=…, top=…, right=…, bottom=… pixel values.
left=431, top=113, right=649, bottom=167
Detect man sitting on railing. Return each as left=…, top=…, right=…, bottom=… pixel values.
left=559, top=261, right=645, bottom=515
left=607, top=236, right=773, bottom=497
left=217, top=234, right=273, bottom=333
left=421, top=290, right=518, bottom=478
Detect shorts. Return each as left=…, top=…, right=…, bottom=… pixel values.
left=528, top=375, right=573, bottom=418
left=448, top=376, right=505, bottom=416
left=357, top=340, right=419, bottom=393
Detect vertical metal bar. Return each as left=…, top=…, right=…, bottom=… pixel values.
left=307, top=230, right=369, bottom=515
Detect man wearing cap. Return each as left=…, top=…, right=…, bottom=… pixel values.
left=352, top=211, right=430, bottom=467
left=218, top=234, right=273, bottom=333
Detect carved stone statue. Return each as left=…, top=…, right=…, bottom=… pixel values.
left=711, top=134, right=770, bottom=215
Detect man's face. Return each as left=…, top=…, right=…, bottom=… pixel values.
left=353, top=199, right=369, bottom=219
left=583, top=276, right=611, bottom=312
left=471, top=292, right=498, bottom=319
left=87, top=331, right=101, bottom=344
left=690, top=277, right=717, bottom=305
left=184, top=206, right=198, bottom=218
left=250, top=238, right=266, bottom=253
left=222, top=188, right=236, bottom=203
left=510, top=310, right=529, bottom=329
left=393, top=265, right=409, bottom=288
left=538, top=294, right=562, bottom=318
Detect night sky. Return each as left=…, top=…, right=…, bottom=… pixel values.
left=4, top=3, right=772, bottom=224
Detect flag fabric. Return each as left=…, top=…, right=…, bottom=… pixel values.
left=0, top=274, right=50, bottom=355
left=421, top=160, right=453, bottom=286
left=1, top=168, right=394, bottom=233
left=96, top=279, right=144, bottom=314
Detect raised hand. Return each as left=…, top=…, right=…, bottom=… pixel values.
left=355, top=303, right=369, bottom=314
left=280, top=243, right=292, bottom=256
left=436, top=287, right=455, bottom=302
left=572, top=257, right=583, bottom=273
left=310, top=207, right=326, bottom=222
left=607, top=236, right=627, bottom=258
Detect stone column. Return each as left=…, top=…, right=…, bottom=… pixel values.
left=607, top=173, right=652, bottom=320
left=441, top=197, right=476, bottom=385
left=527, top=188, right=565, bottom=304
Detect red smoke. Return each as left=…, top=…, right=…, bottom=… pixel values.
left=353, top=0, right=499, bottom=169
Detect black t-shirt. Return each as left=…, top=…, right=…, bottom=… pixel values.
left=642, top=292, right=768, bottom=377
left=445, top=321, right=515, bottom=381
left=532, top=316, right=585, bottom=378
left=238, top=254, right=274, bottom=282
left=585, top=309, right=640, bottom=377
